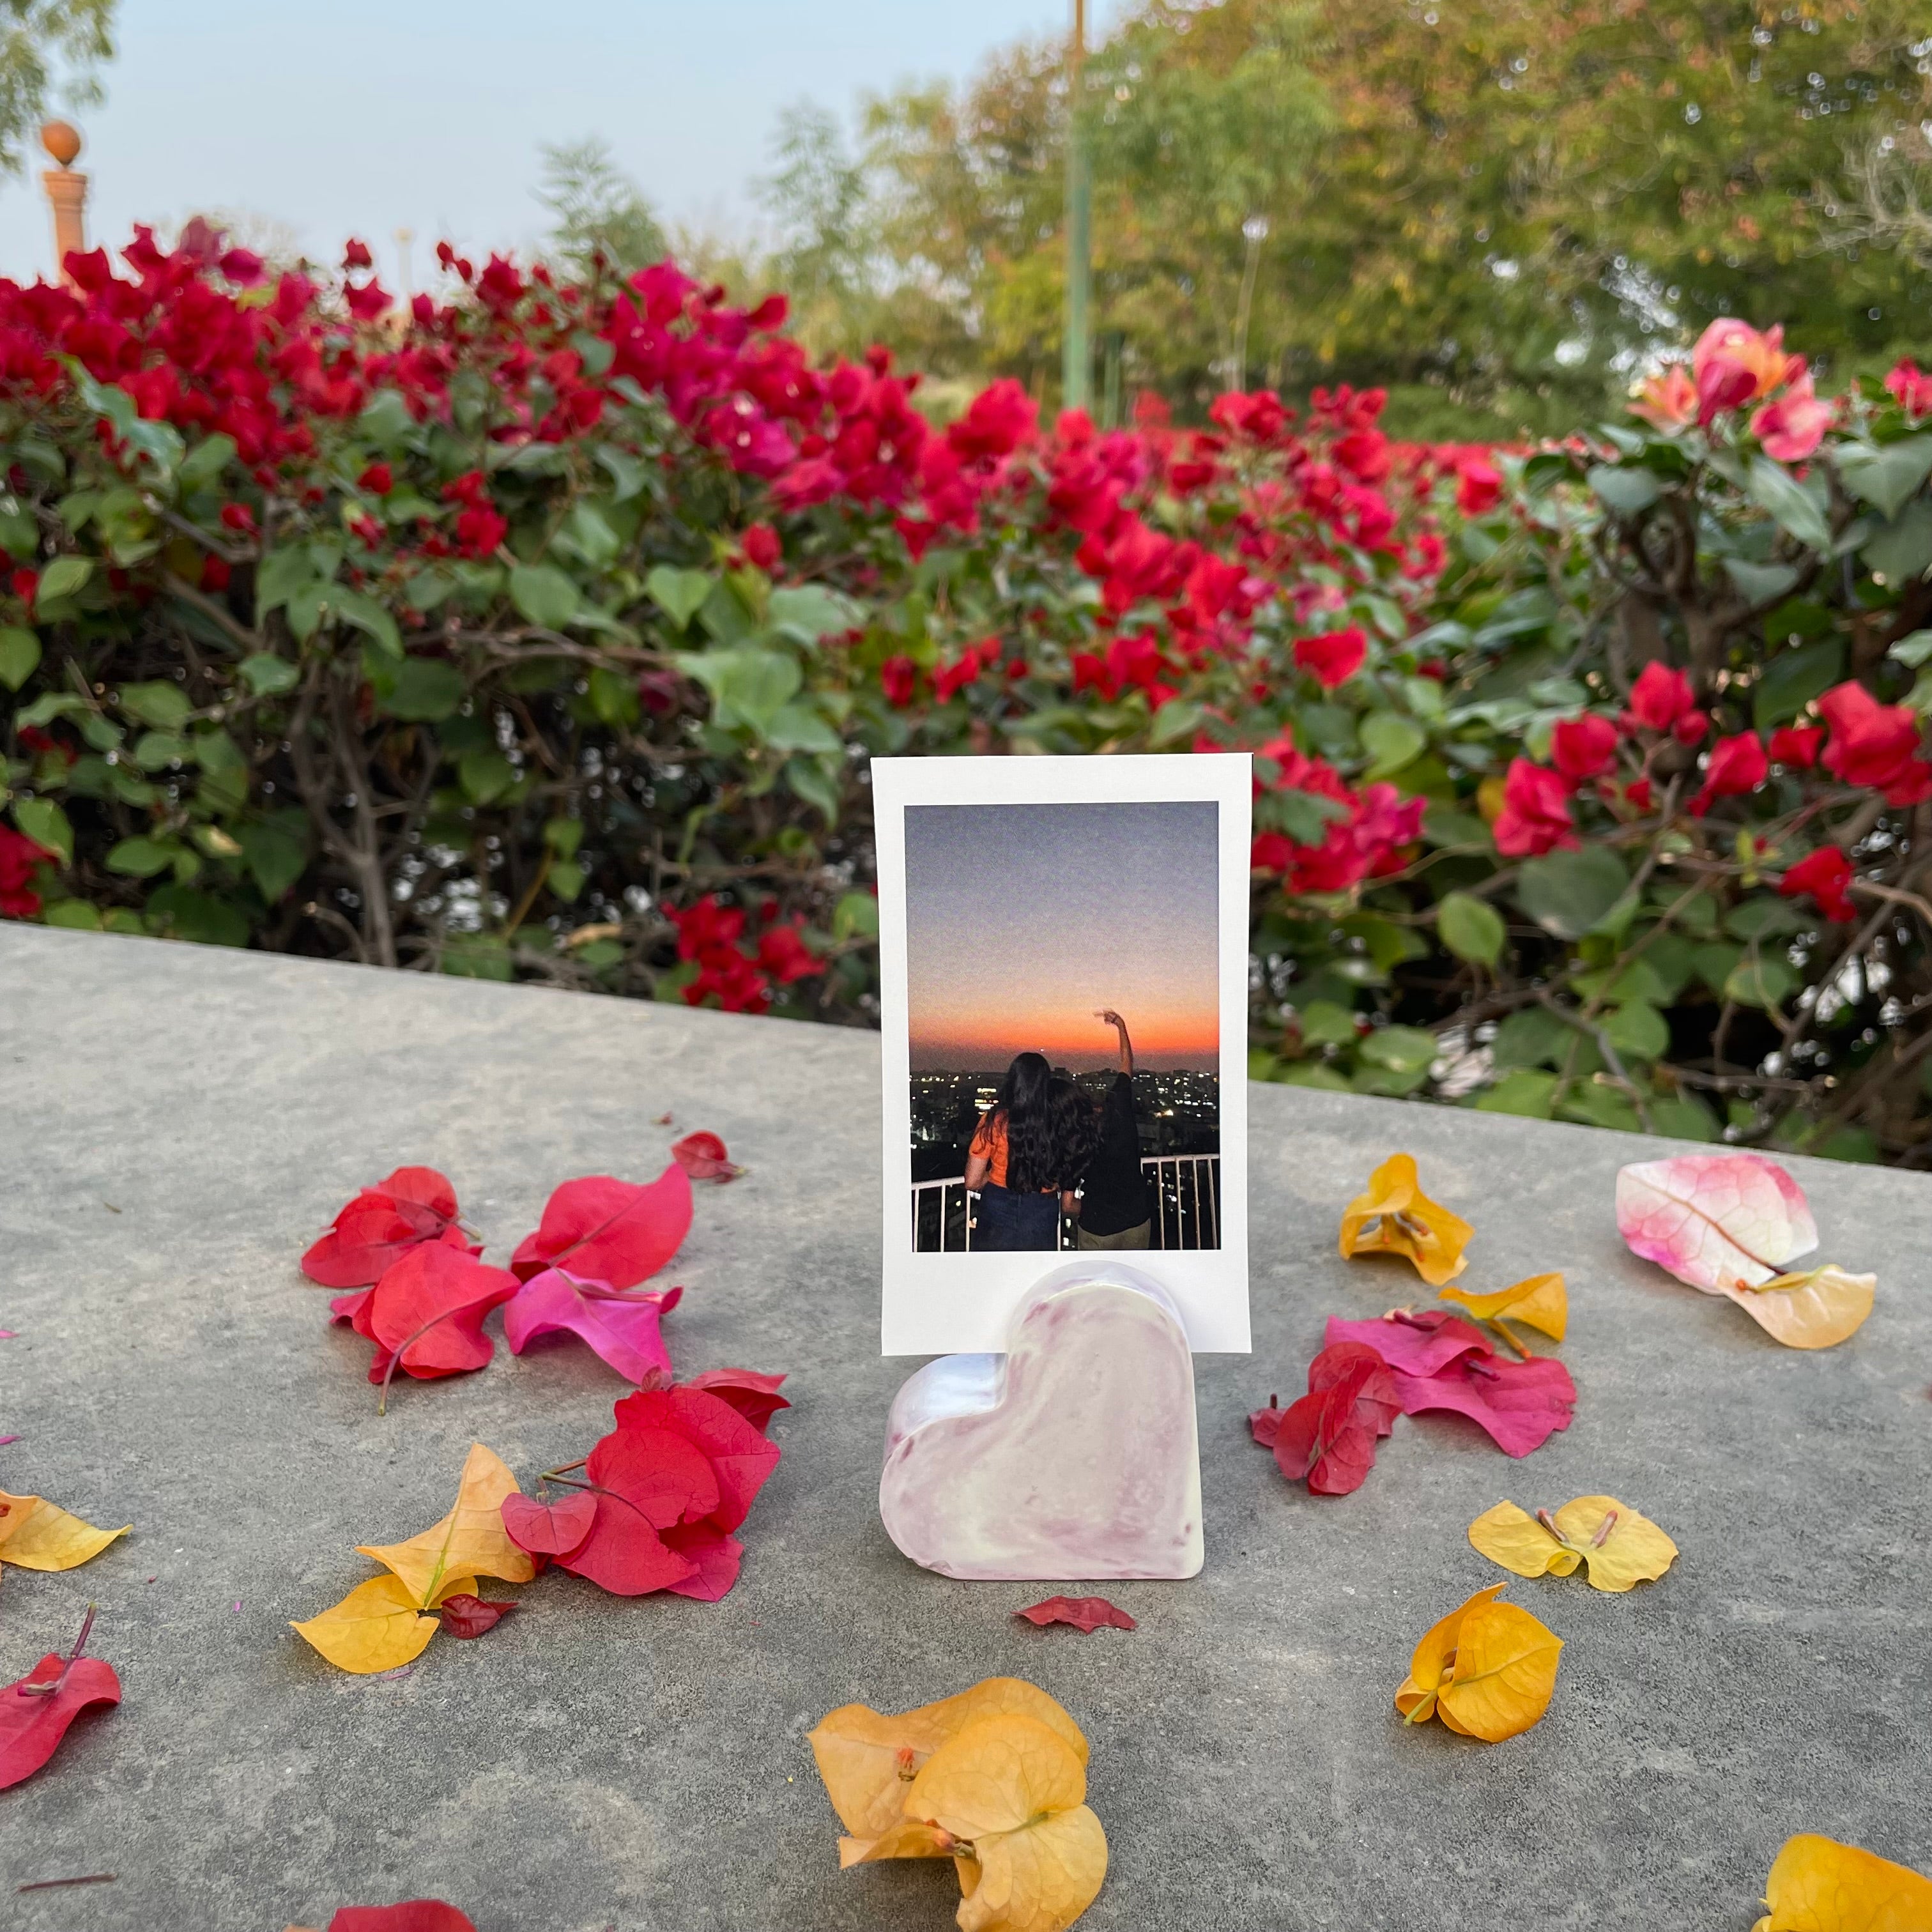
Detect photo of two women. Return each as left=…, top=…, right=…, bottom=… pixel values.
left=905, top=800, right=1222, bottom=1255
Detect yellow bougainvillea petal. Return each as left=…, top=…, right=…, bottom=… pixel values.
left=1338, top=1154, right=1472, bottom=1286
left=1755, top=1832, right=1932, bottom=1930
left=1442, top=1271, right=1568, bottom=1341
left=810, top=1680, right=1088, bottom=1839
left=1549, top=1495, right=1678, bottom=1593
left=290, top=1570, right=471, bottom=1675
left=1435, top=1597, right=1562, bottom=1744
left=1395, top=1583, right=1503, bottom=1723
left=0, top=1491, right=130, bottom=1571
left=356, top=1443, right=534, bottom=1607
left=838, top=1820, right=954, bottom=1868
left=956, top=1804, right=1109, bottom=1932
left=1726, top=1265, right=1875, bottom=1351
left=906, top=1715, right=1087, bottom=1843
left=1467, top=1501, right=1574, bottom=1579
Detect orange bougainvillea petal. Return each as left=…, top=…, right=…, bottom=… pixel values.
left=356, top=1443, right=535, bottom=1607
left=1726, top=1265, right=1876, bottom=1351
left=1434, top=1596, right=1562, bottom=1742
left=0, top=1491, right=129, bottom=1571
left=1339, top=1154, right=1472, bottom=1286
left=1753, top=1832, right=1932, bottom=1931
left=1395, top=1583, right=1503, bottom=1724
left=1441, top=1271, right=1568, bottom=1342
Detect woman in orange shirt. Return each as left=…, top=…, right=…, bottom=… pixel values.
left=963, top=1051, right=1092, bottom=1250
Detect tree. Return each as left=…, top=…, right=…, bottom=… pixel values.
left=0, top=0, right=114, bottom=178
left=536, top=137, right=666, bottom=279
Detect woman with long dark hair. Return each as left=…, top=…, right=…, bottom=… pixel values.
left=964, top=1051, right=1095, bottom=1250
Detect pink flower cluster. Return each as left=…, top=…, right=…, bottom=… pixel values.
left=1630, top=318, right=1836, bottom=461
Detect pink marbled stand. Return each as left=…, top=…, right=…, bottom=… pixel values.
left=878, top=1261, right=1205, bottom=1581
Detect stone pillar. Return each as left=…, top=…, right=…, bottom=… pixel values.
left=38, top=121, right=88, bottom=287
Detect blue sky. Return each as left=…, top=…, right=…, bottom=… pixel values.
left=0, top=0, right=1126, bottom=286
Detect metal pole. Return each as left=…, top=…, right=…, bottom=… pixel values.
left=1062, top=0, right=1091, bottom=412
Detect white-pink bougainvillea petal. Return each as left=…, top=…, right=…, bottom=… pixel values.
left=1614, top=1153, right=1818, bottom=1295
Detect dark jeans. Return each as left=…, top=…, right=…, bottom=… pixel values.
left=972, top=1184, right=1061, bottom=1251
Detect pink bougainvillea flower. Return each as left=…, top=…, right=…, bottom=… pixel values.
left=1492, top=758, right=1577, bottom=857
left=739, top=521, right=781, bottom=571
left=1015, top=1595, right=1137, bottom=1632
left=1390, top=1351, right=1577, bottom=1457
left=1885, top=358, right=1932, bottom=418
left=1616, top=1153, right=1818, bottom=1295
left=1253, top=1340, right=1403, bottom=1496
left=1692, top=318, right=1802, bottom=425
left=1751, top=373, right=1834, bottom=463
left=1689, top=731, right=1769, bottom=816
left=1768, top=724, right=1824, bottom=769
left=500, top=1269, right=682, bottom=1383
left=302, top=1167, right=468, bottom=1288
left=1818, top=680, right=1932, bottom=806
left=1629, top=363, right=1697, bottom=431
left=1779, top=846, right=1857, bottom=923
left=1324, top=1310, right=1491, bottom=1379
left=671, top=1130, right=746, bottom=1183
left=1550, top=714, right=1618, bottom=783
left=509, top=1166, right=693, bottom=1285
left=343, top=1241, right=521, bottom=1394
left=1292, top=625, right=1368, bottom=688
left=324, top=1906, right=477, bottom=1932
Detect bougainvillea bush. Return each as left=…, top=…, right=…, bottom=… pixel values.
left=0, top=233, right=1926, bottom=1164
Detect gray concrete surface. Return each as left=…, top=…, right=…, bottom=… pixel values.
left=1, top=924, right=1928, bottom=1932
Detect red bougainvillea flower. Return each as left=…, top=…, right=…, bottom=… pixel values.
left=1015, top=1595, right=1136, bottom=1632
left=1818, top=680, right=1932, bottom=806
left=1692, top=318, right=1802, bottom=425
left=1453, top=453, right=1503, bottom=516
left=501, top=1269, right=682, bottom=1383
left=1492, top=758, right=1576, bottom=857
left=0, top=1610, right=120, bottom=1791
left=1252, top=1340, right=1402, bottom=1496
left=1324, top=1310, right=1492, bottom=1378
left=1768, top=724, right=1824, bottom=769
left=510, top=1167, right=693, bottom=1286
left=1623, top=661, right=1701, bottom=738
left=1292, top=625, right=1368, bottom=689
left=301, top=1167, right=468, bottom=1288
left=323, top=1905, right=477, bottom=1932
left=756, top=921, right=822, bottom=987
left=498, top=1488, right=596, bottom=1558
left=1629, top=363, right=1697, bottom=431
left=739, top=522, right=781, bottom=571
left=879, top=654, right=917, bottom=707
left=333, top=1238, right=519, bottom=1391
left=505, top=1383, right=783, bottom=1602
left=357, top=461, right=393, bottom=495
left=1885, top=358, right=1932, bottom=419
left=436, top=1593, right=518, bottom=1639
left=683, top=1367, right=790, bottom=1433
left=1690, top=732, right=1770, bottom=816
left=671, top=1130, right=745, bottom=1182
left=1549, top=714, right=1618, bottom=783
left=1751, top=373, right=1834, bottom=463
left=341, top=238, right=374, bottom=272
left=1780, top=847, right=1857, bottom=923
left=0, top=825, right=53, bottom=919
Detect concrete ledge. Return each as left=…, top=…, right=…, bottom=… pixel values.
left=2, top=926, right=1928, bottom=1929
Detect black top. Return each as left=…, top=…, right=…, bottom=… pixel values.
left=1079, top=1073, right=1151, bottom=1236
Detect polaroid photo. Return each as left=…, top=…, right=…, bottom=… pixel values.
left=874, top=753, right=1252, bottom=1356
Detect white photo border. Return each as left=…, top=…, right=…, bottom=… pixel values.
left=875, top=753, right=1252, bottom=1356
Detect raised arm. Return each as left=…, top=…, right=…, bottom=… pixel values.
left=1096, top=1009, right=1135, bottom=1076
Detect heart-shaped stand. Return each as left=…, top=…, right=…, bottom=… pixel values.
left=878, top=1260, right=1204, bottom=1580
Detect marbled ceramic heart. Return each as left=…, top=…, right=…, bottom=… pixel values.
left=879, top=1261, right=1204, bottom=1580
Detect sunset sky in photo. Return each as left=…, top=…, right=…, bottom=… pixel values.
left=905, top=802, right=1220, bottom=1072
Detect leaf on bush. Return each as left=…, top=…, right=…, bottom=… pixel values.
left=510, top=1166, right=693, bottom=1287
left=1395, top=1584, right=1561, bottom=1743
left=0, top=1491, right=129, bottom=1570
left=1516, top=845, right=1630, bottom=939
left=813, top=1682, right=1107, bottom=1932
left=1251, top=1342, right=1401, bottom=1496
left=683, top=1367, right=790, bottom=1434
left=670, top=1130, right=745, bottom=1183
left=436, top=1593, right=518, bottom=1639
left=501, top=1269, right=682, bottom=1383
left=509, top=563, right=583, bottom=630
left=1015, top=1596, right=1137, bottom=1632
left=0, top=1614, right=121, bottom=1791
left=301, top=1166, right=466, bottom=1287
left=1834, top=434, right=1932, bottom=521
left=13, top=795, right=73, bottom=865
left=1747, top=456, right=1834, bottom=552
left=1338, top=1153, right=1472, bottom=1285
left=1751, top=1833, right=1932, bottom=1932
left=1468, top=1496, right=1677, bottom=1592
left=645, top=564, right=715, bottom=630
left=1441, top=1271, right=1568, bottom=1342
left=1438, top=891, right=1505, bottom=967
left=0, top=624, right=40, bottom=691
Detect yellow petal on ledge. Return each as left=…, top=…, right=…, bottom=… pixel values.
left=1442, top=1271, right=1567, bottom=1342
left=1339, top=1153, right=1472, bottom=1286
left=1726, top=1264, right=1874, bottom=1351
left=0, top=1490, right=130, bottom=1570
left=1752, top=1831, right=1932, bottom=1931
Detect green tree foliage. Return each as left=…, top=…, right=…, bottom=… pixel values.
left=0, top=0, right=115, bottom=176
left=537, top=137, right=666, bottom=279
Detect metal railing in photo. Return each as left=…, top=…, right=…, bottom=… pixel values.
left=910, top=1154, right=1221, bottom=1254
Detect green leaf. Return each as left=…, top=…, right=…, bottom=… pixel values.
left=1358, top=710, right=1426, bottom=779
left=0, top=625, right=40, bottom=691
left=561, top=500, right=622, bottom=571
left=1860, top=500, right=1932, bottom=584
left=832, top=890, right=879, bottom=941
left=254, top=546, right=321, bottom=615
left=1752, top=638, right=1843, bottom=731
left=107, top=835, right=181, bottom=878
left=144, top=884, right=249, bottom=947
left=509, top=562, right=583, bottom=631
left=1276, top=1061, right=1354, bottom=1092
left=1357, top=1024, right=1439, bottom=1075
left=1515, top=846, right=1630, bottom=939
left=1588, top=463, right=1662, bottom=518
left=645, top=565, right=715, bottom=631
left=1834, top=434, right=1932, bottom=521
left=355, top=388, right=416, bottom=448
left=238, top=809, right=310, bottom=903
left=116, top=680, right=192, bottom=730
left=542, top=815, right=585, bottom=861
left=133, top=730, right=191, bottom=770
left=238, top=652, right=298, bottom=696
left=284, top=581, right=330, bottom=643
left=1491, top=1008, right=1572, bottom=1072
left=42, top=898, right=102, bottom=930
left=1725, top=898, right=1807, bottom=942
left=441, top=935, right=514, bottom=981
left=1353, top=1061, right=1430, bottom=1098
left=1438, top=891, right=1505, bottom=967
left=1296, top=1000, right=1359, bottom=1047
left=764, top=700, right=841, bottom=755
left=176, top=433, right=239, bottom=494
left=676, top=647, right=801, bottom=735
left=37, top=554, right=95, bottom=604
left=1473, top=1069, right=1560, bottom=1118
left=12, top=795, right=72, bottom=864
left=375, top=657, right=465, bottom=723
left=1692, top=940, right=1745, bottom=993
left=1648, top=1094, right=1719, bottom=1143
left=459, top=749, right=518, bottom=804
left=548, top=859, right=585, bottom=903
left=332, top=587, right=402, bottom=659
left=1421, top=804, right=1493, bottom=851
left=1746, top=456, right=1833, bottom=553
left=784, top=754, right=841, bottom=822
left=767, top=583, right=861, bottom=645
left=1603, top=1000, right=1669, bottom=1062
left=1889, top=629, right=1932, bottom=670
left=1724, top=953, right=1796, bottom=1009
left=1722, top=558, right=1799, bottom=606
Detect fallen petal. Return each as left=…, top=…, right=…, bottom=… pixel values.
left=1616, top=1153, right=1817, bottom=1294
left=1015, top=1595, right=1137, bottom=1632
